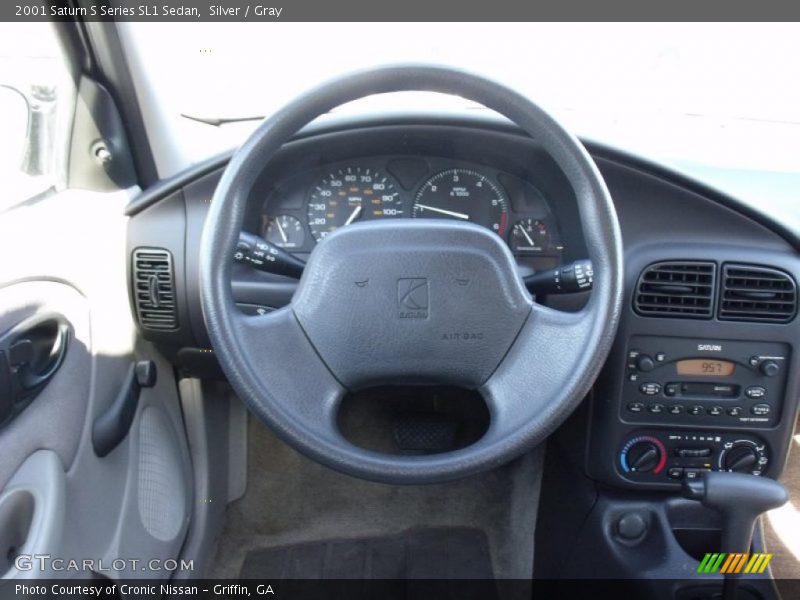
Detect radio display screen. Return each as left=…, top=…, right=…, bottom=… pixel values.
left=676, top=359, right=736, bottom=377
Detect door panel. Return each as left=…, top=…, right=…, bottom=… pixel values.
left=0, top=281, right=91, bottom=491
left=0, top=451, right=65, bottom=579
left=0, top=190, right=193, bottom=579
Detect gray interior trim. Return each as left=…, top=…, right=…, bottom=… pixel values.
left=0, top=451, right=65, bottom=580
left=174, top=379, right=240, bottom=578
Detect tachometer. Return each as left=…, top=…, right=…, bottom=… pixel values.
left=412, top=169, right=508, bottom=235
left=307, top=167, right=403, bottom=241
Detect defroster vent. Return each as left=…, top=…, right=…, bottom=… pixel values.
left=634, top=261, right=716, bottom=319
left=133, top=248, right=178, bottom=331
left=719, top=263, right=797, bottom=323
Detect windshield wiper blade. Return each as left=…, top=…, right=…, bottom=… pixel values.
left=181, top=113, right=265, bottom=127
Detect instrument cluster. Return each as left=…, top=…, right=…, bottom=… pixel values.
left=258, top=157, right=566, bottom=271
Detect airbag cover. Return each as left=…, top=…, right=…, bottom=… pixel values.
left=292, top=219, right=532, bottom=389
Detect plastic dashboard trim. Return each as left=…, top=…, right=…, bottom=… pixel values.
left=124, top=114, right=800, bottom=253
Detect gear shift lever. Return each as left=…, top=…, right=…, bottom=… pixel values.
left=682, top=471, right=788, bottom=600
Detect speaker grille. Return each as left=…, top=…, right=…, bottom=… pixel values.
left=138, top=406, right=186, bottom=542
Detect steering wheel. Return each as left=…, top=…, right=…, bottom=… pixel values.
left=200, top=65, right=623, bottom=484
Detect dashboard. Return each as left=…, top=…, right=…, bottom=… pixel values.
left=256, top=156, right=565, bottom=274
left=125, top=116, right=800, bottom=494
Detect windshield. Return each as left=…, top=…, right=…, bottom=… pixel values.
left=119, top=22, right=800, bottom=210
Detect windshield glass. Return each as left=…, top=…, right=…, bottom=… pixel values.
left=119, top=22, right=800, bottom=211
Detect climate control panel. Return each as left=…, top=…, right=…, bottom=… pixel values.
left=618, top=429, right=769, bottom=484
left=622, top=335, right=790, bottom=428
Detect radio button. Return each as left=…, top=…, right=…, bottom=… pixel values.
left=759, top=360, right=780, bottom=377
left=707, top=406, right=723, bottom=416
left=727, top=406, right=744, bottom=417
left=668, top=404, right=684, bottom=415
left=648, top=403, right=665, bottom=414
left=627, top=402, right=645, bottom=413
left=639, top=382, right=661, bottom=396
left=636, top=355, right=656, bottom=372
left=745, top=386, right=767, bottom=400
left=664, top=383, right=679, bottom=397
left=688, top=405, right=704, bottom=416
left=751, top=404, right=771, bottom=416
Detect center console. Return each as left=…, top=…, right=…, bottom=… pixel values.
left=587, top=250, right=800, bottom=491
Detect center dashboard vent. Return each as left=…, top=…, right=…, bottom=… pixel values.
left=718, top=263, right=797, bottom=323
left=634, top=261, right=716, bottom=319
left=132, top=248, right=178, bottom=331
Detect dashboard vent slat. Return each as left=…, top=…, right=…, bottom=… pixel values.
left=132, top=248, right=178, bottom=331
left=718, top=264, right=796, bottom=323
left=634, top=261, right=716, bottom=319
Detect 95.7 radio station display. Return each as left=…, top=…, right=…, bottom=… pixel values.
left=676, top=359, right=736, bottom=377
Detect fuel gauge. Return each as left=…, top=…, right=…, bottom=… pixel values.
left=263, top=215, right=305, bottom=249
left=509, top=218, right=558, bottom=254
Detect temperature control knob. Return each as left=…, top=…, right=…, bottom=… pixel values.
left=621, top=436, right=666, bottom=475
left=627, top=442, right=660, bottom=472
left=723, top=446, right=758, bottom=473
left=719, top=440, right=768, bottom=475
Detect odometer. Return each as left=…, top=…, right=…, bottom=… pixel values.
left=412, top=169, right=508, bottom=236
left=306, top=167, right=402, bottom=241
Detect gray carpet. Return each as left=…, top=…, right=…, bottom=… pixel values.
left=207, top=417, right=544, bottom=579
left=239, top=527, right=493, bottom=579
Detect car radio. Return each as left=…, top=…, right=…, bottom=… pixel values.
left=621, top=335, right=790, bottom=428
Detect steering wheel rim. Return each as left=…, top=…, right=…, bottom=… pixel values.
left=199, top=65, right=623, bottom=484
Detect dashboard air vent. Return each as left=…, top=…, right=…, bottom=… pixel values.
left=634, top=261, right=716, bottom=319
left=132, top=248, right=178, bottom=331
left=718, top=264, right=797, bottom=323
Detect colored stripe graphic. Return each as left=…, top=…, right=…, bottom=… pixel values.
left=720, top=553, right=737, bottom=573
left=732, top=554, right=749, bottom=573
left=698, top=553, right=773, bottom=574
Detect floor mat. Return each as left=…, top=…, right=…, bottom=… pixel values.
left=239, top=527, right=494, bottom=579
left=208, top=417, right=544, bottom=579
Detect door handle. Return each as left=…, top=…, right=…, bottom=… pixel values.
left=13, top=322, right=70, bottom=390
left=0, top=315, right=71, bottom=428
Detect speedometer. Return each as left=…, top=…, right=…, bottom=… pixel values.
left=306, top=167, right=403, bottom=241
left=412, top=169, right=508, bottom=235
